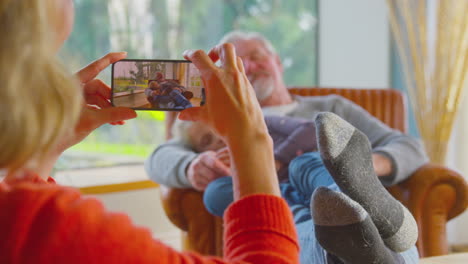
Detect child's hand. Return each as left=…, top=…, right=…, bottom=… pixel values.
left=179, top=44, right=279, bottom=199
left=216, top=147, right=231, bottom=168
left=187, top=151, right=231, bottom=191
left=179, top=44, right=267, bottom=143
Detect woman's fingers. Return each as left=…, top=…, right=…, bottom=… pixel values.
left=77, top=53, right=126, bottom=110
left=237, top=56, right=245, bottom=74
left=220, top=43, right=238, bottom=70
left=179, top=107, right=203, bottom=121
left=84, top=79, right=112, bottom=99
left=86, top=95, right=111, bottom=109
left=183, top=49, right=217, bottom=78
left=182, top=45, right=262, bottom=140
left=208, top=43, right=238, bottom=70
left=91, top=107, right=137, bottom=128
left=77, top=52, right=127, bottom=83
left=83, top=79, right=113, bottom=108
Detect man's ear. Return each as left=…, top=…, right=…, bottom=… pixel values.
left=275, top=54, right=284, bottom=73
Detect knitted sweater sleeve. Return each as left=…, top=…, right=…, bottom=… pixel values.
left=145, top=138, right=197, bottom=188
left=0, top=183, right=299, bottom=264
left=329, top=96, right=429, bottom=185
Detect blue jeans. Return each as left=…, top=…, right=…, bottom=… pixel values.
left=203, top=152, right=419, bottom=264
left=204, top=153, right=335, bottom=217
left=169, top=90, right=192, bottom=108
left=151, top=90, right=192, bottom=109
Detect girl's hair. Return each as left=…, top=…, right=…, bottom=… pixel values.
left=171, top=119, right=194, bottom=146
left=172, top=119, right=224, bottom=153
left=0, top=0, right=82, bottom=172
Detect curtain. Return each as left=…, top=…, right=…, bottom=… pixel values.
left=387, top=0, right=468, bottom=164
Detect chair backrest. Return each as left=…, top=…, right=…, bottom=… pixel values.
left=165, top=87, right=408, bottom=139
left=288, top=87, right=408, bottom=133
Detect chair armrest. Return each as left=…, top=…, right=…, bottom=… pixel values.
left=159, top=186, right=222, bottom=255
left=389, top=164, right=468, bottom=257
left=159, top=165, right=468, bottom=257
left=159, top=186, right=200, bottom=231
left=401, top=164, right=468, bottom=220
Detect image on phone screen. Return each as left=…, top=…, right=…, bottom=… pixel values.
left=111, top=59, right=205, bottom=111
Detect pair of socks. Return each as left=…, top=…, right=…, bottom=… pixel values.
left=311, top=113, right=417, bottom=264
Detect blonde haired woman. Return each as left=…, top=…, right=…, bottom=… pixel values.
left=0, top=0, right=298, bottom=263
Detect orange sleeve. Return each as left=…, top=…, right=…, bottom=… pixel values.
left=224, top=194, right=300, bottom=263
left=0, top=184, right=299, bottom=264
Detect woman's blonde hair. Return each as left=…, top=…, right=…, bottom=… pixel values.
left=0, top=0, right=82, bottom=172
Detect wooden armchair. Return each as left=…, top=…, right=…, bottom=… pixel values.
left=160, top=87, right=468, bottom=258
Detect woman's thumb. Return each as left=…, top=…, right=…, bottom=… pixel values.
left=96, top=107, right=137, bottom=125
left=179, top=107, right=203, bottom=122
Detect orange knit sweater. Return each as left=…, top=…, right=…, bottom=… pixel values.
left=0, top=174, right=299, bottom=263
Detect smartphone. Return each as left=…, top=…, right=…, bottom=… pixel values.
left=111, top=59, right=205, bottom=111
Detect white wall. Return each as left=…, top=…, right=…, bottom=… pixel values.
left=446, top=98, right=468, bottom=245
left=89, top=188, right=182, bottom=250
left=319, top=0, right=468, bottom=247
left=319, top=0, right=390, bottom=88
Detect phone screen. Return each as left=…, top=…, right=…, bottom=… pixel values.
left=111, top=59, right=205, bottom=111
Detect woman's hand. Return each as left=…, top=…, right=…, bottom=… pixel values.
left=34, top=53, right=137, bottom=178
left=179, top=44, right=267, bottom=142
left=56, top=52, right=137, bottom=154
left=179, top=44, right=280, bottom=199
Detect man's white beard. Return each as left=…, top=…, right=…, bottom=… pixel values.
left=250, top=76, right=275, bottom=101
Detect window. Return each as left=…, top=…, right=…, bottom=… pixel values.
left=57, top=0, right=318, bottom=174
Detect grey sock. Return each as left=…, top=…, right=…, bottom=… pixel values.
left=315, top=112, right=417, bottom=252
left=312, top=187, right=405, bottom=264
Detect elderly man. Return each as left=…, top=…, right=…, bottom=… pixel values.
left=145, top=31, right=427, bottom=263
left=148, top=31, right=427, bottom=190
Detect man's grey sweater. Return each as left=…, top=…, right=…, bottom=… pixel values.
left=145, top=95, right=429, bottom=188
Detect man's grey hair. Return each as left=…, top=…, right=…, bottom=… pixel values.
left=218, top=31, right=276, bottom=55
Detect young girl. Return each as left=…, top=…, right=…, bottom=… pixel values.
left=0, top=1, right=299, bottom=263
left=171, top=116, right=333, bottom=216
left=173, top=115, right=321, bottom=179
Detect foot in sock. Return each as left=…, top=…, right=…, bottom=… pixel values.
left=312, top=187, right=405, bottom=264
left=315, top=112, right=417, bottom=252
